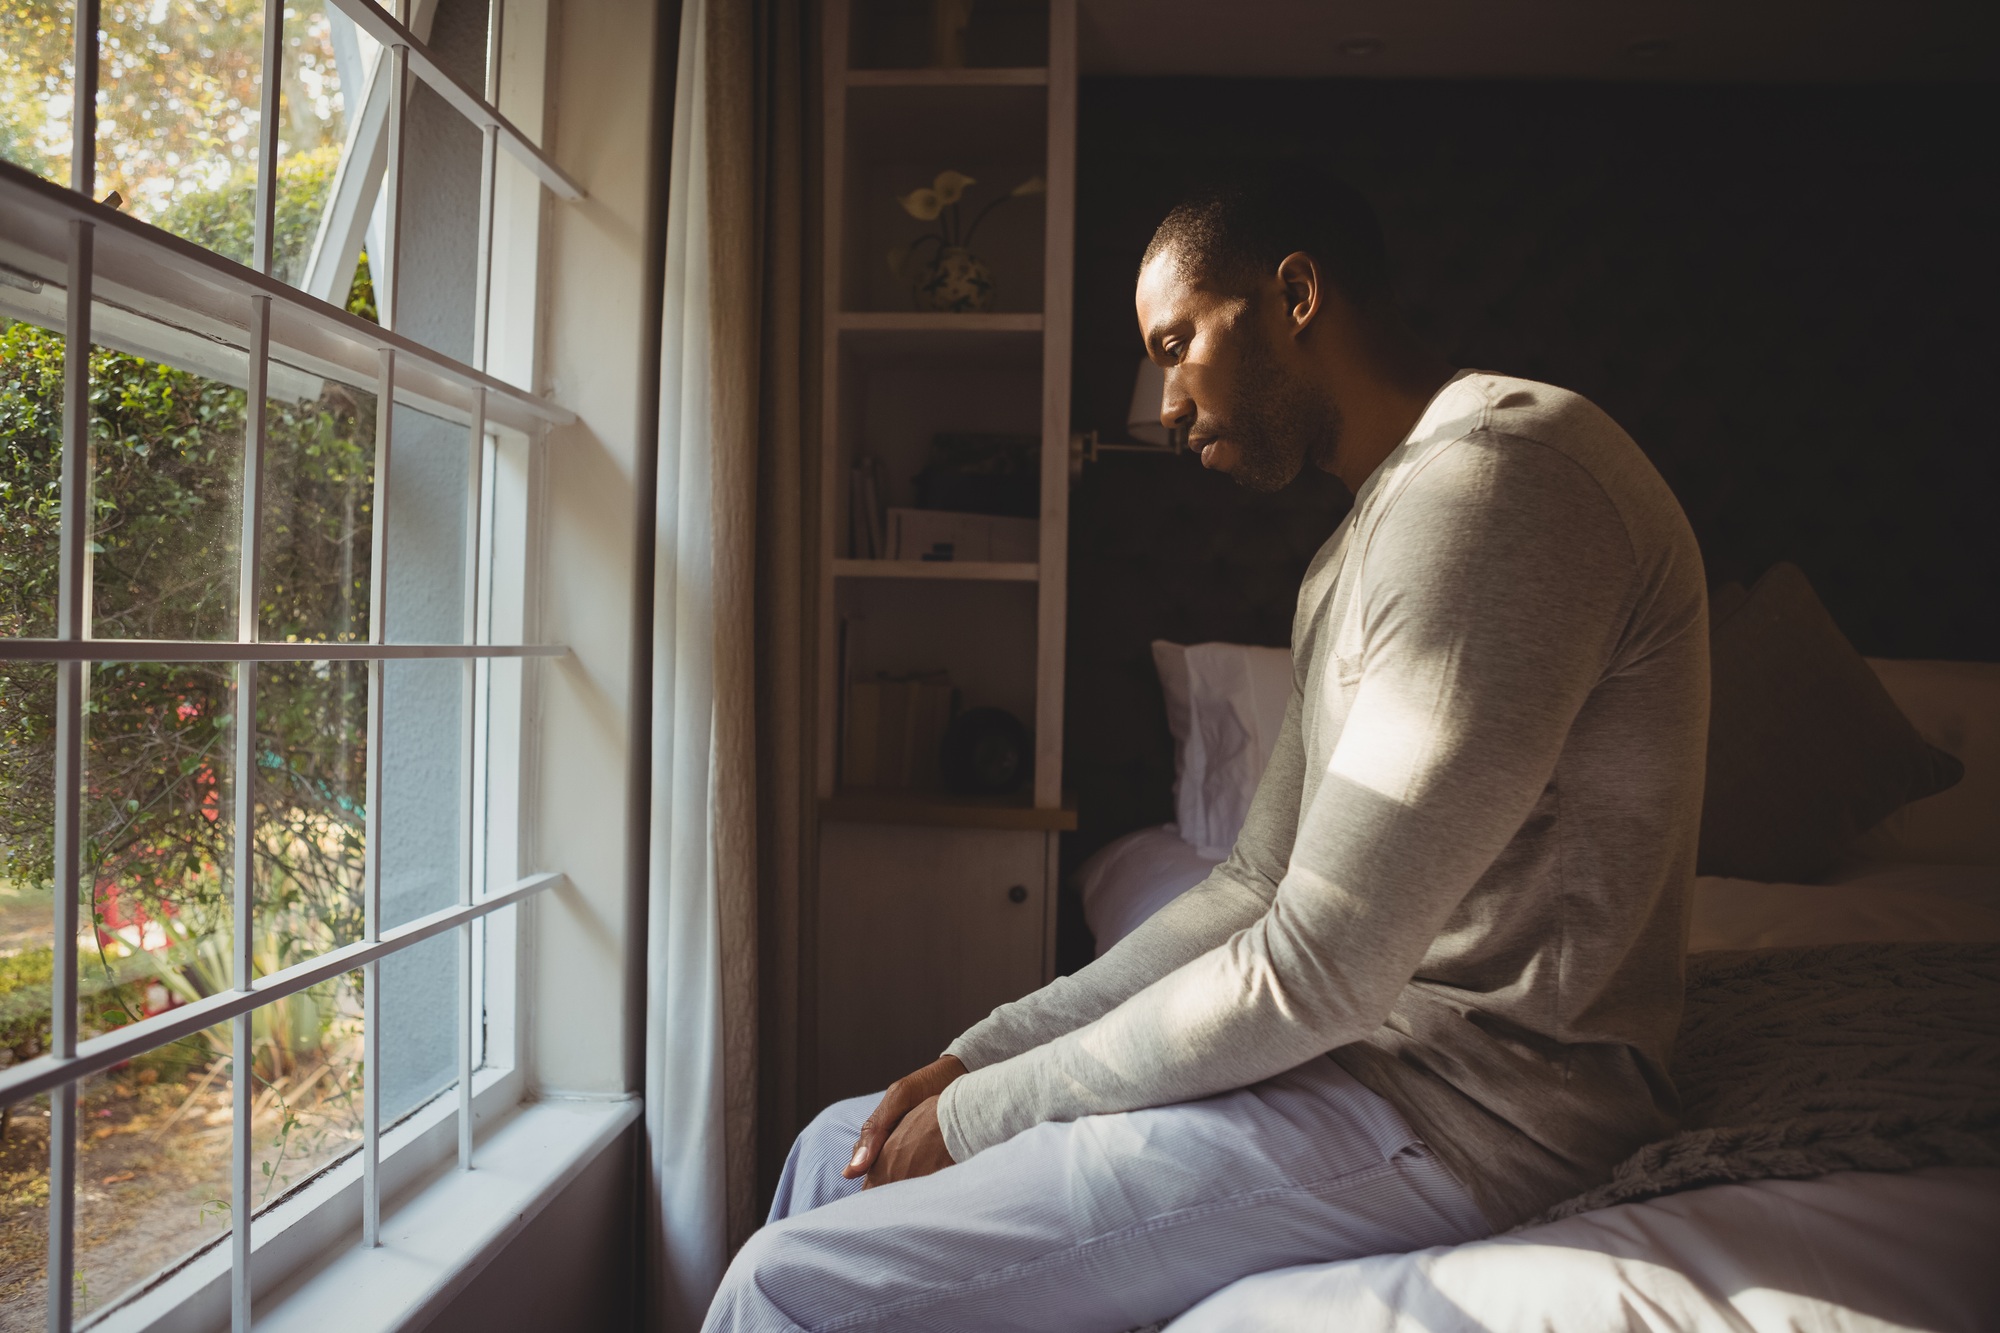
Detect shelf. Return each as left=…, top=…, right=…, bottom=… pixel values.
left=821, top=789, right=1077, bottom=832
left=835, top=311, right=1043, bottom=364
left=847, top=67, right=1048, bottom=87
left=837, top=311, right=1042, bottom=334
left=833, top=559, right=1039, bottom=582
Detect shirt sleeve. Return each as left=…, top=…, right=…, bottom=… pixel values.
left=937, top=436, right=1637, bottom=1162
left=945, top=686, right=1310, bottom=1072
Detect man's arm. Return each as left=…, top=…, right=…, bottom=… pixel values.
left=944, top=684, right=1310, bottom=1072
left=846, top=664, right=1311, bottom=1184
left=935, top=437, right=1638, bottom=1162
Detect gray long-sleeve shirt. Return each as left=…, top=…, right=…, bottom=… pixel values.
left=938, top=372, right=1709, bottom=1229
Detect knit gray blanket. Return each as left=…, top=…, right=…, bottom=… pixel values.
left=1538, top=941, right=2000, bottom=1224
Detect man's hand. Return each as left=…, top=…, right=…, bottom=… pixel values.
left=863, top=1093, right=953, bottom=1188
left=844, top=1055, right=964, bottom=1183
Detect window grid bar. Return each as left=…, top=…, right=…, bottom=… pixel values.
left=467, top=430, right=499, bottom=1077
left=471, top=126, right=498, bottom=375
left=229, top=1021, right=252, bottom=1328
left=320, top=0, right=582, bottom=201
left=249, top=0, right=284, bottom=277
left=483, top=0, right=504, bottom=103
left=454, top=0, right=501, bottom=1169
left=0, top=161, right=575, bottom=433
left=0, top=639, right=566, bottom=663
left=70, top=0, right=98, bottom=200
left=0, top=874, right=562, bottom=1109
left=457, top=390, right=486, bottom=1171
left=46, top=208, right=94, bottom=1333
left=360, top=345, right=395, bottom=1248
left=229, top=291, right=272, bottom=1333
left=379, top=41, right=409, bottom=335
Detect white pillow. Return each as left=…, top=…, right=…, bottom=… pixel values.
left=1151, top=640, right=1293, bottom=857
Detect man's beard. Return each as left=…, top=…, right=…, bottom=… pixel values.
left=1210, top=343, right=1342, bottom=494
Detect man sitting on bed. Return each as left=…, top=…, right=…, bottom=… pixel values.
left=705, top=169, right=1709, bottom=1332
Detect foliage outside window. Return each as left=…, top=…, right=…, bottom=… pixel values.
left=0, top=0, right=404, bottom=1320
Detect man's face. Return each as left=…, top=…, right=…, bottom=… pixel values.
left=1135, top=249, right=1340, bottom=494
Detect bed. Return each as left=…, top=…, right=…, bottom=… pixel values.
left=1080, top=638, right=2000, bottom=1332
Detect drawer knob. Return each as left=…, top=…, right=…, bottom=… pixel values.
left=1007, top=884, right=1028, bottom=904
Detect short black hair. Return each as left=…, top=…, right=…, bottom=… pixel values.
left=1142, top=167, right=1393, bottom=313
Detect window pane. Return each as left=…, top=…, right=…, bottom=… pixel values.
left=0, top=1100, right=51, bottom=1328
left=377, top=655, right=461, bottom=1122
left=95, top=0, right=267, bottom=256
left=275, top=0, right=381, bottom=315
left=88, top=335, right=247, bottom=644
left=251, top=659, right=366, bottom=973
left=0, top=736, right=56, bottom=1063
left=377, top=929, right=456, bottom=1123
left=0, top=317, right=64, bottom=643
left=72, top=1022, right=233, bottom=1320
left=247, top=973, right=363, bottom=1201
left=258, top=369, right=377, bottom=645
left=79, top=661, right=238, bottom=1030
left=0, top=0, right=74, bottom=188
left=371, top=400, right=470, bottom=1120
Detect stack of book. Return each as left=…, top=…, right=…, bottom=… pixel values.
left=848, top=456, right=886, bottom=558
left=842, top=670, right=956, bottom=791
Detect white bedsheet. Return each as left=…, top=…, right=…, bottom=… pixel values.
left=1168, top=1167, right=2000, bottom=1333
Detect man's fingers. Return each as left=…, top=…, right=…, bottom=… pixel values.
left=842, top=1092, right=906, bottom=1179
left=843, top=1059, right=964, bottom=1181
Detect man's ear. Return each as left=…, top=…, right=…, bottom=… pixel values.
left=1276, top=251, right=1320, bottom=338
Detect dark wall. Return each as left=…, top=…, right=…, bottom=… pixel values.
left=1061, top=77, right=1999, bottom=919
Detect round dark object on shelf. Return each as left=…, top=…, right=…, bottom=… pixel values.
left=940, top=707, right=1032, bottom=795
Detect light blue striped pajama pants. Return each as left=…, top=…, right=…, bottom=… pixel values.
left=702, top=1056, right=1490, bottom=1332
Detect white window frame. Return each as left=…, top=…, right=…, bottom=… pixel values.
left=0, top=1, right=587, bottom=1327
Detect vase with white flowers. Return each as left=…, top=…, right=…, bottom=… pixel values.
left=890, top=169, right=1045, bottom=313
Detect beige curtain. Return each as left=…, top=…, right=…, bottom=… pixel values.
left=646, top=0, right=812, bottom=1325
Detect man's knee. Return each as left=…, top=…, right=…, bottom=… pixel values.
left=707, top=1220, right=815, bottom=1332
left=798, top=1093, right=876, bottom=1172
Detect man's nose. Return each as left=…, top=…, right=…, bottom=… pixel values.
left=1160, top=392, right=1193, bottom=450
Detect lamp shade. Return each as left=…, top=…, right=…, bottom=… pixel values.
left=1125, top=356, right=1172, bottom=447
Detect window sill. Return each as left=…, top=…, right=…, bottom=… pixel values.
left=91, top=1090, right=640, bottom=1333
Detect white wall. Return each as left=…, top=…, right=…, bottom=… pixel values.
left=425, top=0, right=660, bottom=1320
left=522, top=0, right=659, bottom=1100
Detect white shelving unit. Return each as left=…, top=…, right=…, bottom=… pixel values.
left=812, top=0, right=1076, bottom=1103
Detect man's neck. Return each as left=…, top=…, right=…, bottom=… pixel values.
left=1322, top=344, right=1457, bottom=493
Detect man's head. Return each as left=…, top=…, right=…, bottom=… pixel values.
left=1135, top=170, right=1397, bottom=492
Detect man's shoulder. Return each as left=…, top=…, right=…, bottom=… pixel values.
left=1415, top=372, right=1697, bottom=579
left=1414, top=372, right=1668, bottom=514
left=1447, top=372, right=1622, bottom=451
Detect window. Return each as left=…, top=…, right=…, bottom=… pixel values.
left=0, top=1, right=580, bottom=1326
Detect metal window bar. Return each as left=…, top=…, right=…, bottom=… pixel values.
left=229, top=292, right=270, bottom=1332
left=46, top=2, right=100, bottom=1325
left=0, top=873, right=562, bottom=1109
left=0, top=640, right=566, bottom=662
left=359, top=19, right=411, bottom=1247
left=230, top=1, right=286, bottom=1318
left=457, top=390, right=486, bottom=1172
left=455, top=0, right=504, bottom=1176
left=361, top=347, right=395, bottom=1250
